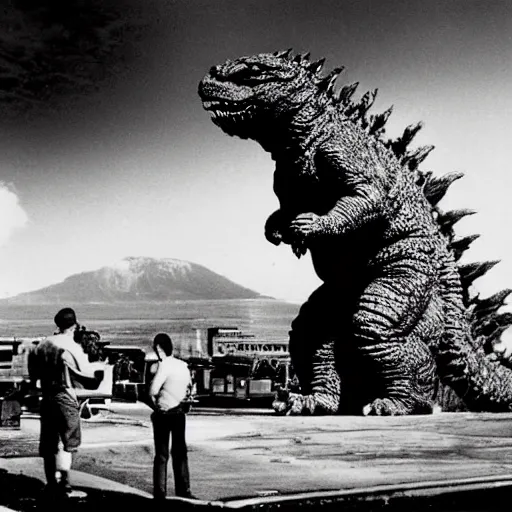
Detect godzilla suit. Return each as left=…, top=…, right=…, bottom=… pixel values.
left=198, top=50, right=512, bottom=416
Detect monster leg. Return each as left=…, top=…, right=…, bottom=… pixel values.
left=353, top=249, right=441, bottom=416
left=274, top=284, right=351, bottom=415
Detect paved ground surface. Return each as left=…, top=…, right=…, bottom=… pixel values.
left=2, top=404, right=512, bottom=510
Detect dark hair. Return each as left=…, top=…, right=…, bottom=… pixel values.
left=54, top=308, right=77, bottom=331
left=74, top=326, right=104, bottom=362
left=153, top=333, right=173, bottom=357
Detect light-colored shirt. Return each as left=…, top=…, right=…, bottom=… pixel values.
left=149, top=355, right=191, bottom=412
left=29, top=331, right=102, bottom=394
left=47, top=332, right=97, bottom=375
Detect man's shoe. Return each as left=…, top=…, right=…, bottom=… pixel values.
left=42, top=483, right=60, bottom=499
left=59, top=472, right=72, bottom=495
left=66, top=489, right=88, bottom=499
left=57, top=472, right=87, bottom=499
left=153, top=497, right=167, bottom=510
left=42, top=482, right=68, bottom=503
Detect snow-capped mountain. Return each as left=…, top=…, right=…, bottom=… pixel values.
left=2, top=257, right=264, bottom=304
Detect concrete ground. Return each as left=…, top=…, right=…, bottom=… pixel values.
left=2, top=404, right=512, bottom=510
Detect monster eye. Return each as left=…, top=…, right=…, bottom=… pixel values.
left=226, top=63, right=271, bottom=85
left=232, top=65, right=259, bottom=78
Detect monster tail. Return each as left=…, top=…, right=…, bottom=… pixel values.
left=422, top=167, right=512, bottom=411
left=436, top=253, right=512, bottom=411
left=339, top=92, right=512, bottom=411
left=380, top=116, right=512, bottom=411
left=420, top=161, right=512, bottom=411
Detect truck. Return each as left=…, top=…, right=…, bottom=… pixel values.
left=188, top=327, right=293, bottom=406
left=0, top=338, right=34, bottom=427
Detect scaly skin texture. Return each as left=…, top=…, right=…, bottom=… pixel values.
left=198, top=50, right=512, bottom=415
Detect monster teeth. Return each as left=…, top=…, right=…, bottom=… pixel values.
left=209, top=106, right=252, bottom=127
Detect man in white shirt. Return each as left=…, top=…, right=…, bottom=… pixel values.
left=28, top=308, right=104, bottom=499
left=148, top=333, right=194, bottom=501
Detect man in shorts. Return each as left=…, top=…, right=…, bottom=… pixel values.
left=28, top=307, right=104, bottom=498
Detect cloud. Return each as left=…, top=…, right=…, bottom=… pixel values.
left=0, top=183, right=28, bottom=247
left=0, top=1, right=152, bottom=118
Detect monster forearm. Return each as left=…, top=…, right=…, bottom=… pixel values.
left=316, top=192, right=381, bottom=237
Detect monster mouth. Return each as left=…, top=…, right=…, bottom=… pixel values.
left=204, top=104, right=256, bottom=139
left=202, top=99, right=247, bottom=113
left=202, top=99, right=254, bottom=124
left=199, top=78, right=256, bottom=136
left=199, top=75, right=254, bottom=117
left=202, top=100, right=226, bottom=110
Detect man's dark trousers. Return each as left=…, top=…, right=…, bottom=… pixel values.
left=151, top=408, right=191, bottom=499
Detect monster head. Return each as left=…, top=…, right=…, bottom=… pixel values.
left=198, top=50, right=334, bottom=142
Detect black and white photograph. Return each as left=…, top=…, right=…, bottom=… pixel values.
left=1, top=1, right=512, bottom=510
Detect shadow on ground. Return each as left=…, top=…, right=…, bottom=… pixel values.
left=0, top=469, right=200, bottom=511
left=3, top=466, right=512, bottom=512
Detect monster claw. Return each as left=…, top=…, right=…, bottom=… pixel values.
left=272, top=399, right=288, bottom=414
left=363, top=398, right=423, bottom=416
left=272, top=391, right=319, bottom=415
left=272, top=387, right=290, bottom=414
left=292, top=241, right=307, bottom=258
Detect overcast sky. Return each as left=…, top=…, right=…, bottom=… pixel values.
left=0, top=0, right=511, bottom=303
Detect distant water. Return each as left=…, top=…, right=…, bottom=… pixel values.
left=0, top=299, right=300, bottom=355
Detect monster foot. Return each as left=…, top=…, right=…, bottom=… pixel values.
left=272, top=391, right=311, bottom=415
left=362, top=397, right=434, bottom=416
left=272, top=390, right=338, bottom=415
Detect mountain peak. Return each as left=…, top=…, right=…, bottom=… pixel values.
left=118, top=256, right=191, bottom=269
left=2, top=257, right=264, bottom=305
